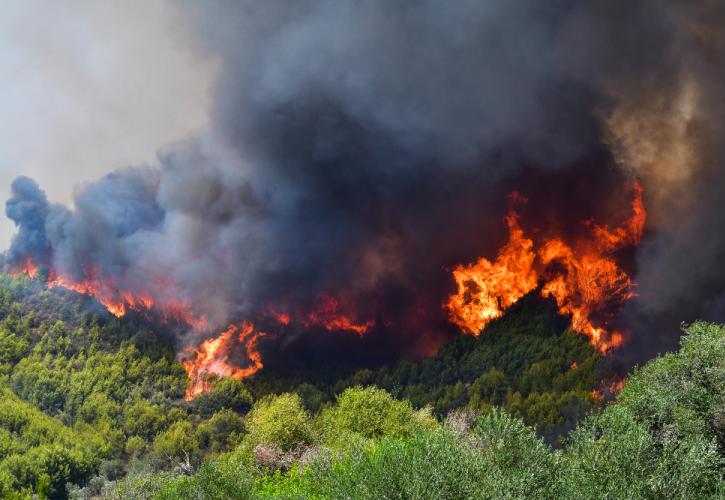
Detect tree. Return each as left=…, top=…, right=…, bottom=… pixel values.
left=193, top=377, right=253, bottom=418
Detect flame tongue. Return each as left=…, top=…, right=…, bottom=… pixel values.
left=447, top=210, right=537, bottom=334
left=11, top=258, right=39, bottom=278
left=182, top=321, right=266, bottom=400
left=446, top=184, right=646, bottom=352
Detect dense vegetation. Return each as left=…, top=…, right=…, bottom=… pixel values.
left=0, top=273, right=722, bottom=498
left=124, top=321, right=725, bottom=499
left=247, top=294, right=602, bottom=441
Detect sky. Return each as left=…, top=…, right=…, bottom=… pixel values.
left=0, top=0, right=215, bottom=247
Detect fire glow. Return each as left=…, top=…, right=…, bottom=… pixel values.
left=446, top=184, right=646, bottom=352
left=9, top=262, right=374, bottom=398
left=11, top=264, right=208, bottom=330
left=265, top=293, right=375, bottom=336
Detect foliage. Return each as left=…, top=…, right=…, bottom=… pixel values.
left=247, top=294, right=601, bottom=440
left=194, top=377, right=254, bottom=418
left=153, top=321, right=725, bottom=500
left=0, top=386, right=99, bottom=499
left=151, top=421, right=201, bottom=471
left=244, top=393, right=314, bottom=452
left=320, top=386, right=436, bottom=442
left=0, top=275, right=723, bottom=498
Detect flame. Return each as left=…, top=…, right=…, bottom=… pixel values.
left=183, top=321, right=266, bottom=400
left=447, top=184, right=645, bottom=352
left=591, top=376, right=626, bottom=400
left=266, top=294, right=374, bottom=336
left=446, top=210, right=537, bottom=335
left=303, top=293, right=374, bottom=336
left=273, top=311, right=291, bottom=325
left=17, top=265, right=208, bottom=328
left=10, top=258, right=39, bottom=278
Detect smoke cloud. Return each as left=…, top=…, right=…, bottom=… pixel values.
left=5, top=1, right=725, bottom=366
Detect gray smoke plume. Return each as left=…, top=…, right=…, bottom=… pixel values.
left=5, top=1, right=725, bottom=363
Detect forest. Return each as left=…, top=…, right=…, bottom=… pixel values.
left=0, top=273, right=722, bottom=499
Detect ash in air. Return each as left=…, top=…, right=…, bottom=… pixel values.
left=4, top=1, right=725, bottom=374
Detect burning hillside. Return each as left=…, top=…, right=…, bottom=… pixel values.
left=447, top=184, right=645, bottom=352
left=4, top=1, right=725, bottom=398
left=7, top=181, right=646, bottom=397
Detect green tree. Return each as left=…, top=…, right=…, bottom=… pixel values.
left=199, top=409, right=246, bottom=453
left=194, top=377, right=253, bottom=418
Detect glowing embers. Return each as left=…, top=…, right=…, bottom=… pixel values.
left=302, top=293, right=374, bottom=336
left=447, top=184, right=645, bottom=352
left=183, top=321, right=266, bottom=400
left=591, top=376, right=626, bottom=401
left=268, top=293, right=375, bottom=337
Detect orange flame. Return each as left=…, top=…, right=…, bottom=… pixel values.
left=29, top=265, right=207, bottom=328
left=182, top=321, right=266, bottom=400
left=447, top=184, right=645, bottom=352
left=446, top=210, right=537, bottom=335
left=10, top=258, right=39, bottom=278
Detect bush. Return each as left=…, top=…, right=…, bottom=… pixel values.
left=198, top=409, right=246, bottom=453
left=320, top=386, right=436, bottom=443
left=125, top=435, right=147, bottom=460
left=471, top=409, right=556, bottom=497
left=245, top=393, right=314, bottom=452
left=151, top=421, right=201, bottom=472
left=194, top=378, right=253, bottom=418
left=154, top=460, right=256, bottom=500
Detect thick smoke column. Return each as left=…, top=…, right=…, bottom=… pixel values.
left=4, top=1, right=725, bottom=368
left=5, top=177, right=51, bottom=269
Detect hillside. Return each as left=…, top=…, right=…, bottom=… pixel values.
left=246, top=293, right=603, bottom=441
left=119, top=321, right=725, bottom=499
left=0, top=274, right=722, bottom=498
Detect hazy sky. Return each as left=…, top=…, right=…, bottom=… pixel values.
left=0, top=0, right=215, bottom=247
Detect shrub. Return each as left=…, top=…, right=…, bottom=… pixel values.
left=151, top=421, right=201, bottom=472
left=245, top=393, right=314, bottom=452
left=320, top=386, right=436, bottom=443
left=194, top=378, right=253, bottom=418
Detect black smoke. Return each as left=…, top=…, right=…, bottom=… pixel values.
left=5, top=1, right=725, bottom=368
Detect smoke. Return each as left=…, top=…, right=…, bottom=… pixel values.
left=5, top=177, right=51, bottom=267
left=5, top=1, right=725, bottom=366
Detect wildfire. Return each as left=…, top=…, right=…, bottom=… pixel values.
left=303, top=294, right=374, bottom=336
left=8, top=259, right=367, bottom=399
left=446, top=184, right=645, bottom=352
left=266, top=293, right=374, bottom=336
left=446, top=209, right=537, bottom=335
left=591, top=376, right=627, bottom=400
left=182, top=321, right=266, bottom=400
left=8, top=262, right=208, bottom=329
left=11, top=258, right=39, bottom=278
